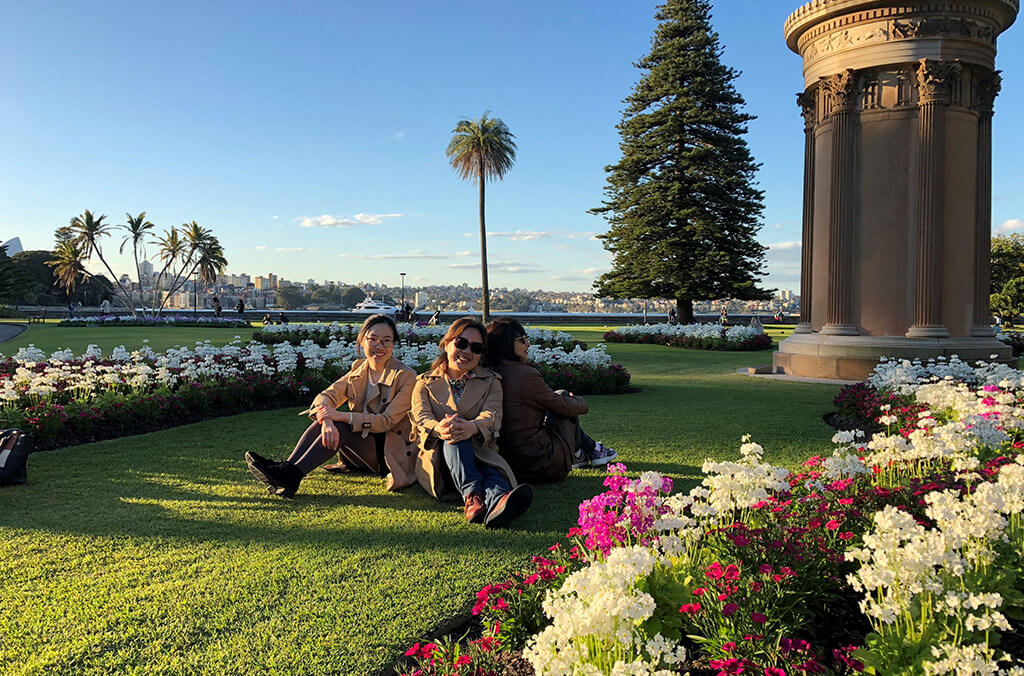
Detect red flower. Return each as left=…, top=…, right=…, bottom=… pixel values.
left=825, top=519, right=841, bottom=530
left=722, top=603, right=739, bottom=616
left=751, top=612, right=767, bottom=624
left=692, top=587, right=706, bottom=596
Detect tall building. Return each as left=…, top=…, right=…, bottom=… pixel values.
left=139, top=260, right=154, bottom=284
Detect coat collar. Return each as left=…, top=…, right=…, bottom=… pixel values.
left=348, top=356, right=405, bottom=388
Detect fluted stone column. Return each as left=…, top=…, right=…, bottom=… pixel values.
left=907, top=59, right=960, bottom=338
left=973, top=71, right=1002, bottom=337
left=795, top=89, right=817, bottom=334
left=821, top=70, right=859, bottom=336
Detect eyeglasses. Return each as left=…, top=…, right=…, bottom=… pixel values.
left=515, top=335, right=530, bottom=344
left=452, top=336, right=484, bottom=354
left=366, top=336, right=395, bottom=348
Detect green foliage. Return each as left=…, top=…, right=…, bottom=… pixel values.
left=591, top=0, right=770, bottom=322
left=991, top=233, right=1024, bottom=294
left=991, top=277, right=1024, bottom=322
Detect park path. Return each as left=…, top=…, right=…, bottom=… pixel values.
left=0, top=323, right=26, bottom=343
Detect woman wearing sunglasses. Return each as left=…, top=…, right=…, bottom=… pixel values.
left=245, top=313, right=418, bottom=498
left=411, top=317, right=533, bottom=529
left=484, top=318, right=617, bottom=483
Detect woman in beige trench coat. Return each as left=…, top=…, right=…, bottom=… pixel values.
left=411, top=317, right=533, bottom=529
left=246, top=314, right=418, bottom=498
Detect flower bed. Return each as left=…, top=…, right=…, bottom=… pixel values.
left=0, top=333, right=631, bottom=447
left=58, top=314, right=252, bottom=329
left=402, top=361, right=1024, bottom=676
left=604, top=323, right=773, bottom=352
left=254, top=322, right=586, bottom=351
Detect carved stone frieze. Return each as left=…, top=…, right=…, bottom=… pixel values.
left=915, top=59, right=962, bottom=105
left=974, top=70, right=1003, bottom=113
left=820, top=69, right=858, bottom=114
left=892, top=16, right=997, bottom=44
left=799, top=14, right=1001, bottom=63
left=796, top=90, right=817, bottom=130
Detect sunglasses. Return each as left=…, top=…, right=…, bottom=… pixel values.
left=452, top=336, right=485, bottom=354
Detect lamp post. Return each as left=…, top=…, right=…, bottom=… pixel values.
left=400, top=272, right=406, bottom=320
left=193, top=270, right=198, bottom=315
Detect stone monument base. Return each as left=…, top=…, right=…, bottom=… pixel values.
left=773, top=334, right=1016, bottom=381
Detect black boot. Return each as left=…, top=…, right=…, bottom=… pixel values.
left=249, top=458, right=304, bottom=499
left=245, top=450, right=276, bottom=467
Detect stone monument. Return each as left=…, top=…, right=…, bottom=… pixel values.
left=774, top=0, right=1019, bottom=380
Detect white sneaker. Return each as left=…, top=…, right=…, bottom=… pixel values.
left=589, top=442, right=618, bottom=467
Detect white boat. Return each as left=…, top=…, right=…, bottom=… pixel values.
left=351, top=298, right=399, bottom=314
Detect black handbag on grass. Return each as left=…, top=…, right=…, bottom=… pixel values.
left=0, top=429, right=33, bottom=486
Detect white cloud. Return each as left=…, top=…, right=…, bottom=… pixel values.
left=578, top=267, right=608, bottom=276
left=392, top=130, right=406, bottom=140
left=566, top=231, right=598, bottom=240
left=300, top=213, right=404, bottom=228
left=339, top=250, right=474, bottom=261
left=276, top=247, right=311, bottom=252
left=489, top=230, right=552, bottom=242
left=445, top=260, right=542, bottom=273
left=763, top=241, right=802, bottom=288
left=272, top=216, right=279, bottom=220
left=996, top=219, right=1024, bottom=233
left=256, top=245, right=270, bottom=250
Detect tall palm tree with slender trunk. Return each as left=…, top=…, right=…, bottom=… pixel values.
left=68, top=210, right=137, bottom=316
left=446, top=112, right=517, bottom=322
left=119, top=212, right=155, bottom=316
left=152, top=227, right=187, bottom=314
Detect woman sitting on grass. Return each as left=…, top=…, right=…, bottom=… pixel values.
left=245, top=313, right=418, bottom=498
left=484, top=318, right=616, bottom=483
left=411, top=317, right=533, bottom=529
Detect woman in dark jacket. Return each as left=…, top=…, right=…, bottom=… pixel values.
left=484, top=318, right=616, bottom=483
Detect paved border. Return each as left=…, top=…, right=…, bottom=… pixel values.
left=735, top=368, right=859, bottom=386
left=0, top=323, right=27, bottom=343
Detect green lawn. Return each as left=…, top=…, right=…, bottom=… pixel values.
left=0, top=324, right=833, bottom=675
left=0, top=320, right=263, bottom=355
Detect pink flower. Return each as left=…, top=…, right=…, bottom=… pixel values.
left=722, top=603, right=739, bottom=616
left=679, top=602, right=702, bottom=614
left=721, top=642, right=736, bottom=652
left=692, top=587, right=706, bottom=596
left=839, top=531, right=855, bottom=541
left=758, top=564, right=774, bottom=575
left=724, top=564, right=741, bottom=581
left=826, top=519, right=841, bottom=530
left=765, top=669, right=786, bottom=676
left=454, top=655, right=471, bottom=667
left=751, top=612, right=767, bottom=624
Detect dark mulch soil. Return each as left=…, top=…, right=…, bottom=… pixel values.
left=822, top=411, right=882, bottom=436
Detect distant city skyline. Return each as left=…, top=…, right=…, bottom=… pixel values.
left=3, top=1, right=1021, bottom=294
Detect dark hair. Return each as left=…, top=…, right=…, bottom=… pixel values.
left=430, top=317, right=487, bottom=371
left=485, top=318, right=526, bottom=367
left=357, top=313, right=399, bottom=350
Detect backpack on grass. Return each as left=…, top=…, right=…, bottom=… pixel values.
left=0, top=429, right=33, bottom=486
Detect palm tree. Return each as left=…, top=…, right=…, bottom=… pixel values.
left=46, top=239, right=89, bottom=296
left=152, top=227, right=187, bottom=314
left=119, top=212, right=155, bottom=315
left=68, top=210, right=136, bottom=316
left=446, top=112, right=517, bottom=321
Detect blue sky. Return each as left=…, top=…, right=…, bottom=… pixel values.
left=2, top=0, right=1021, bottom=294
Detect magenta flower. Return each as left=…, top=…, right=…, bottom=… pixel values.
left=751, top=612, right=767, bottom=624
left=722, top=602, right=739, bottom=616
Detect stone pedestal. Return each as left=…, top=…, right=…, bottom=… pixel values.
left=775, top=0, right=1019, bottom=379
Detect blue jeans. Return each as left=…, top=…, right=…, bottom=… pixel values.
left=443, top=440, right=510, bottom=513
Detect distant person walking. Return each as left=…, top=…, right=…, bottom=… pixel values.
left=100, top=298, right=111, bottom=315
left=212, top=296, right=222, bottom=317
left=667, top=307, right=677, bottom=324
left=67, top=302, right=74, bottom=319
left=719, top=308, right=728, bottom=326
left=428, top=308, right=442, bottom=327
left=236, top=298, right=245, bottom=316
